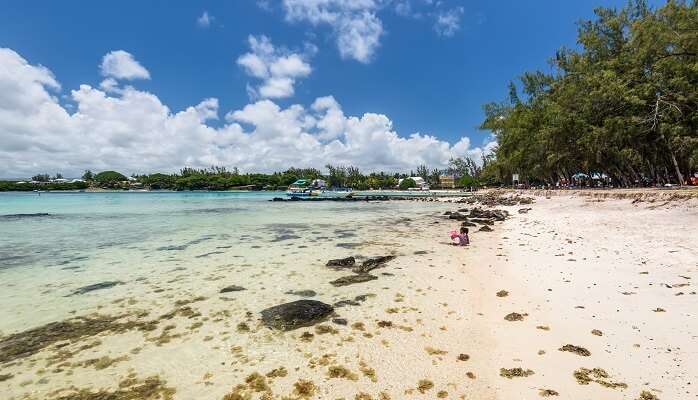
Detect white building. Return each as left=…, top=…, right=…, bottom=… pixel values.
left=398, top=176, right=430, bottom=190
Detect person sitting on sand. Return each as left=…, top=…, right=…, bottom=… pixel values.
left=449, top=227, right=469, bottom=246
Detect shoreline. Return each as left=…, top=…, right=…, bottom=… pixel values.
left=0, top=190, right=695, bottom=399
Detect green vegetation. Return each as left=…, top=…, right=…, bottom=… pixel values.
left=0, top=181, right=88, bottom=191
left=399, top=178, right=417, bottom=190
left=481, top=0, right=698, bottom=186
left=94, top=171, right=128, bottom=188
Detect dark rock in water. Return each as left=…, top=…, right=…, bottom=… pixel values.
left=326, top=256, right=356, bottom=268
left=68, top=281, right=122, bottom=296
left=332, top=318, right=348, bottom=326
left=334, top=299, right=361, bottom=307
left=272, top=197, right=284, bottom=201
left=479, top=225, right=493, bottom=232
left=285, top=290, right=317, bottom=298
left=330, top=274, right=378, bottom=287
left=336, top=243, right=361, bottom=249
left=220, top=285, right=246, bottom=293
left=413, top=250, right=429, bottom=255
left=354, top=294, right=372, bottom=302
left=448, top=213, right=469, bottom=221
left=443, top=211, right=452, bottom=215
left=352, top=255, right=396, bottom=274
left=518, top=208, right=532, bottom=214
left=275, top=234, right=301, bottom=241
left=0, top=213, right=50, bottom=219
left=260, top=300, right=334, bottom=331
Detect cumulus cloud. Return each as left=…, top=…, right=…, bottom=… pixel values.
left=434, top=7, right=464, bottom=37
left=196, top=11, right=213, bottom=28
left=237, top=35, right=312, bottom=99
left=282, top=0, right=383, bottom=63
left=0, top=47, right=492, bottom=177
left=100, top=50, right=150, bottom=80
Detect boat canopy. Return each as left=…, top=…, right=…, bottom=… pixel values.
left=291, top=179, right=309, bottom=187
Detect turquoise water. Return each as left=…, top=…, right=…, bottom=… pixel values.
left=0, top=191, right=455, bottom=399
left=0, top=191, right=449, bottom=332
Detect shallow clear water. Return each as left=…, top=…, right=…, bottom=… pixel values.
left=0, top=191, right=448, bottom=333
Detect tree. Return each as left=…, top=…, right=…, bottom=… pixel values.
left=458, top=175, right=479, bottom=188
left=416, top=165, right=429, bottom=180
left=480, top=0, right=698, bottom=186
left=399, top=178, right=417, bottom=190
left=82, top=170, right=94, bottom=181
left=54, top=173, right=63, bottom=179
left=31, top=174, right=49, bottom=182
left=94, top=171, right=128, bottom=188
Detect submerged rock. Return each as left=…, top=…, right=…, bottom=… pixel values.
left=260, top=300, right=334, bottom=331
left=334, top=299, right=361, bottom=307
left=352, top=255, right=396, bottom=274
left=220, top=285, right=246, bottom=293
left=326, top=257, right=356, bottom=268
left=68, top=281, right=123, bottom=296
left=330, top=274, right=378, bottom=287
left=285, top=290, right=317, bottom=298
left=0, top=213, right=50, bottom=219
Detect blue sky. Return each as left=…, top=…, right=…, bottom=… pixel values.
left=0, top=0, right=664, bottom=177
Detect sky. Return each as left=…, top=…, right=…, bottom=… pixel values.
left=0, top=0, right=664, bottom=178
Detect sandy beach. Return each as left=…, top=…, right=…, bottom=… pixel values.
left=1, top=189, right=696, bottom=400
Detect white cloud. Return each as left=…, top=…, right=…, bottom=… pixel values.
left=0, top=47, right=493, bottom=177
left=237, top=35, right=312, bottom=99
left=434, top=7, right=464, bottom=37
left=100, top=50, right=150, bottom=80
left=282, top=0, right=383, bottom=63
left=197, top=11, right=213, bottom=28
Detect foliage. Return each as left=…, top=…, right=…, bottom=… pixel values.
left=31, top=174, right=50, bottom=182
left=0, top=181, right=88, bottom=191
left=82, top=170, right=94, bottom=181
left=481, top=0, right=698, bottom=186
left=399, top=178, right=417, bottom=190
left=457, top=175, right=479, bottom=188
left=94, top=171, right=128, bottom=187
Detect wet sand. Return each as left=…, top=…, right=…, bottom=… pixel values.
left=1, top=190, right=696, bottom=399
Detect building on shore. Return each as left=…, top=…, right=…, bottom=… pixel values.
left=439, top=175, right=456, bottom=189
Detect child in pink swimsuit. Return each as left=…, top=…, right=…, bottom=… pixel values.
left=450, top=227, right=469, bottom=246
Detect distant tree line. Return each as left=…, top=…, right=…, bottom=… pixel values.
left=480, top=0, right=698, bottom=186
left=1, top=159, right=491, bottom=191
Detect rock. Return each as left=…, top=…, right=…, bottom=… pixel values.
left=448, top=213, right=469, bottom=221
left=443, top=211, right=452, bottom=215
left=68, top=281, right=123, bottom=296
left=352, top=255, right=396, bottom=274
left=260, top=300, right=334, bottom=331
left=334, top=299, right=361, bottom=307
left=461, top=221, right=476, bottom=227
left=518, top=208, right=532, bottom=214
left=479, top=225, right=493, bottom=232
left=326, top=256, right=356, bottom=268
left=470, top=218, right=494, bottom=225
left=330, top=274, right=378, bottom=287
left=285, top=290, right=317, bottom=298
left=220, top=285, right=246, bottom=293
left=332, top=318, right=348, bottom=326
left=0, top=213, right=51, bottom=219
